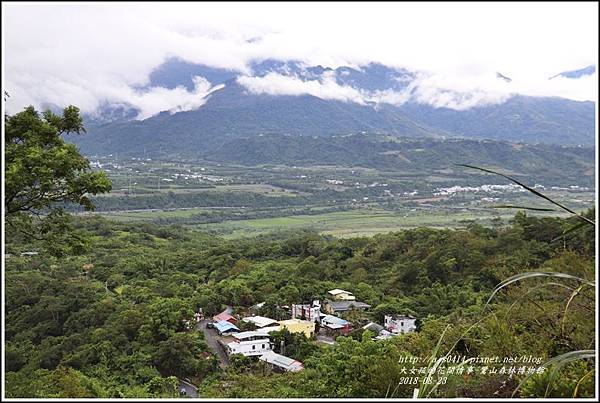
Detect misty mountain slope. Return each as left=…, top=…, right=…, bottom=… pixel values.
left=399, top=95, right=596, bottom=144
left=75, top=82, right=440, bottom=156
left=73, top=59, right=596, bottom=156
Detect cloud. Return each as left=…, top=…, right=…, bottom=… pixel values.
left=2, top=2, right=598, bottom=117
left=237, top=70, right=512, bottom=110
left=237, top=71, right=368, bottom=104
left=114, top=76, right=224, bottom=120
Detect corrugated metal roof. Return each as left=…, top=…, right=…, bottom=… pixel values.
left=362, top=322, right=384, bottom=333
left=213, top=312, right=236, bottom=322
left=242, top=315, right=279, bottom=328
left=328, top=288, right=351, bottom=295
left=327, top=300, right=371, bottom=311
left=232, top=330, right=273, bottom=340
left=259, top=351, right=303, bottom=372
left=322, top=315, right=348, bottom=325
left=215, top=320, right=239, bottom=333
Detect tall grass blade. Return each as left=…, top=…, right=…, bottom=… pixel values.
left=511, top=350, right=595, bottom=397
left=456, top=164, right=595, bottom=226
left=550, top=221, right=589, bottom=243
left=572, top=369, right=595, bottom=397
left=490, top=205, right=557, bottom=212
left=417, top=324, right=451, bottom=398
left=504, top=281, right=575, bottom=321
left=561, top=284, right=590, bottom=334
left=484, top=271, right=595, bottom=309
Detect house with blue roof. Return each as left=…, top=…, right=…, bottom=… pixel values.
left=214, top=320, right=240, bottom=335
left=321, top=314, right=350, bottom=335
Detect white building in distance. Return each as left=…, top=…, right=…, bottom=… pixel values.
left=227, top=331, right=273, bottom=357
left=384, top=314, right=417, bottom=334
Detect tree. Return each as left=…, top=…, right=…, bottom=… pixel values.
left=5, top=105, right=111, bottom=239
left=152, top=333, right=205, bottom=378
left=146, top=376, right=179, bottom=398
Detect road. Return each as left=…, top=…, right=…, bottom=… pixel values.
left=197, top=319, right=229, bottom=368
left=178, top=379, right=199, bottom=398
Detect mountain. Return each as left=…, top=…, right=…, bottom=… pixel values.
left=74, top=80, right=443, bottom=157
left=72, top=58, right=595, bottom=156
left=398, top=95, right=595, bottom=145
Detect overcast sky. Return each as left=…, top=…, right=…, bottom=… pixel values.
left=3, top=2, right=598, bottom=118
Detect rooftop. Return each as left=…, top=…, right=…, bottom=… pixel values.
left=213, top=311, right=236, bottom=322
left=231, top=330, right=273, bottom=340
left=362, top=322, right=384, bottom=333
left=214, top=320, right=239, bottom=333
left=279, top=319, right=314, bottom=327
left=322, top=314, right=348, bottom=325
left=328, top=288, right=352, bottom=295
left=259, top=351, right=304, bottom=372
left=242, top=315, right=279, bottom=328
left=387, top=314, right=416, bottom=320
left=326, top=300, right=371, bottom=311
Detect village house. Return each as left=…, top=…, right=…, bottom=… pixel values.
left=322, top=299, right=371, bottom=315
left=277, top=319, right=315, bottom=338
left=327, top=289, right=355, bottom=301
left=259, top=351, right=304, bottom=372
left=321, top=314, right=350, bottom=335
left=291, top=300, right=321, bottom=322
left=226, top=330, right=273, bottom=357
left=242, top=315, right=279, bottom=329
left=214, top=320, right=240, bottom=335
left=362, top=321, right=393, bottom=340
left=213, top=311, right=237, bottom=324
left=384, top=314, right=417, bottom=334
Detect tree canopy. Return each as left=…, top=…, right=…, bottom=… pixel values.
left=4, top=105, right=111, bottom=244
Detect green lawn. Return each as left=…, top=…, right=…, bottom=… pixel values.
left=195, top=208, right=572, bottom=239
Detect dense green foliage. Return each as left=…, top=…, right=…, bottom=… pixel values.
left=206, top=135, right=594, bottom=183
left=4, top=106, right=112, bottom=247
left=4, top=209, right=595, bottom=397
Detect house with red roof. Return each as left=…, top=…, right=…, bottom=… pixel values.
left=213, top=310, right=237, bottom=324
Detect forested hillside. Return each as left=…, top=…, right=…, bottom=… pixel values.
left=4, top=100, right=595, bottom=400
left=5, top=3, right=597, bottom=400
left=4, top=211, right=595, bottom=398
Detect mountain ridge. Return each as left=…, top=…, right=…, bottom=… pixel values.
left=74, top=58, right=596, bottom=153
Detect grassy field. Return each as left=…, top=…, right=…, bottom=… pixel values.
left=98, top=207, right=216, bottom=222
left=92, top=158, right=592, bottom=239
left=192, top=208, right=572, bottom=239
